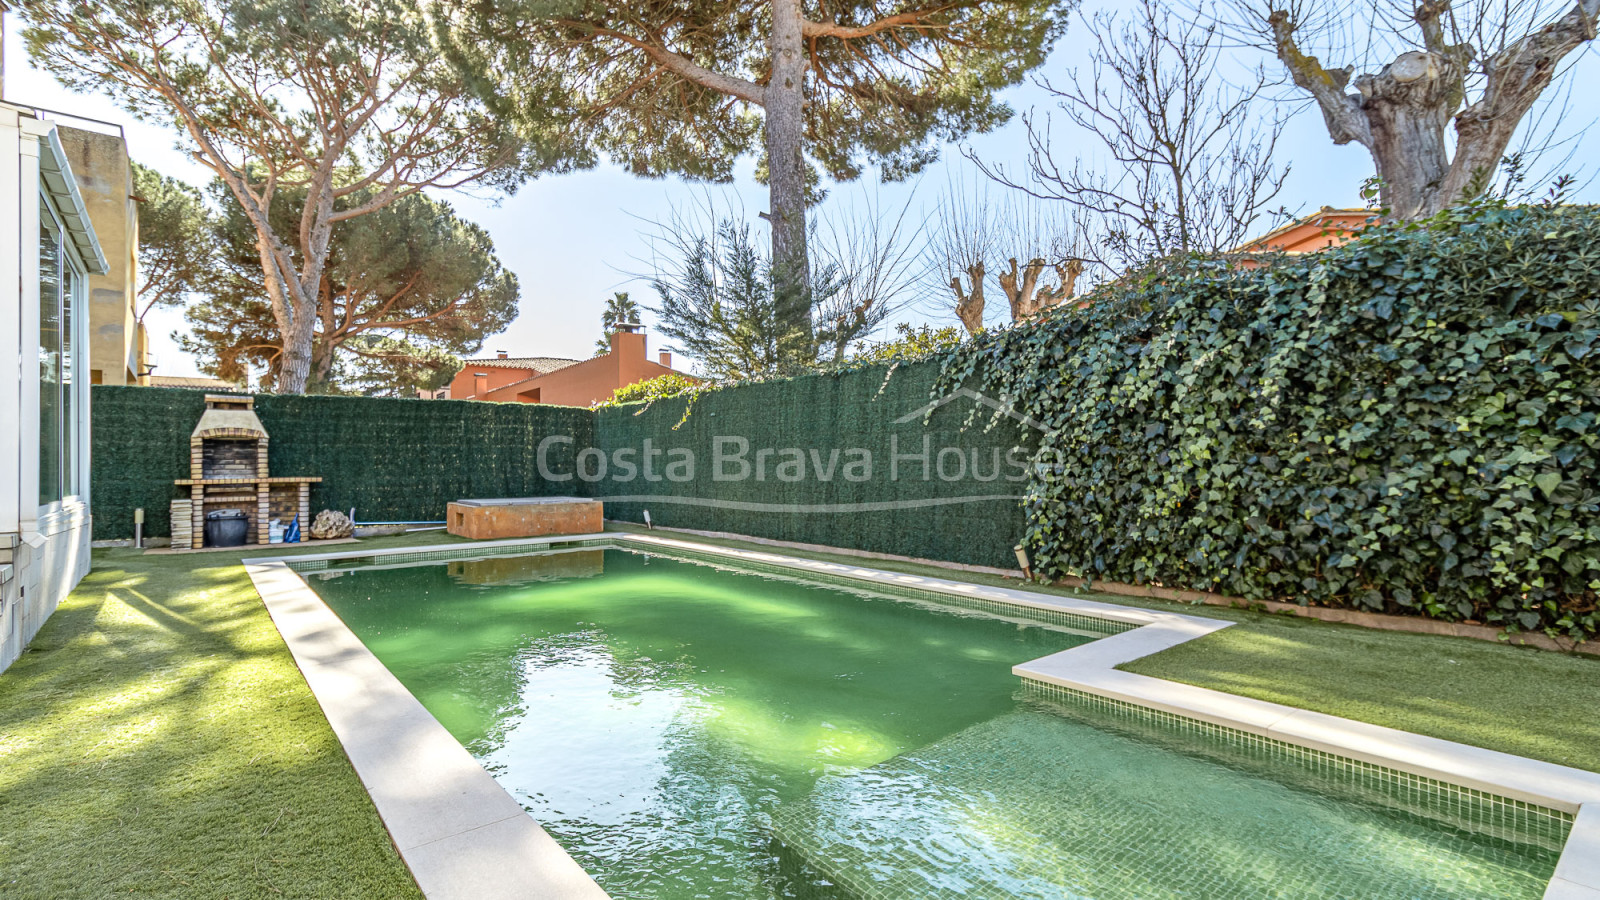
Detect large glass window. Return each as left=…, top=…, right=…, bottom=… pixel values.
left=38, top=193, right=83, bottom=507
left=39, top=203, right=63, bottom=506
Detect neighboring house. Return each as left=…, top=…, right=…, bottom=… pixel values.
left=447, top=353, right=580, bottom=402
left=1, top=102, right=110, bottom=672
left=447, top=326, right=696, bottom=406
left=54, top=121, right=145, bottom=385
left=1232, top=207, right=1375, bottom=268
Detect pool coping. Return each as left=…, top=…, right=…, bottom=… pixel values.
left=245, top=532, right=1600, bottom=900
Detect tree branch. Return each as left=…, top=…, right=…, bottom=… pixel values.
left=552, top=19, right=766, bottom=105
left=1266, top=9, right=1371, bottom=147
left=799, top=10, right=945, bottom=39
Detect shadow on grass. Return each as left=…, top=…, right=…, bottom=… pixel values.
left=0, top=553, right=423, bottom=900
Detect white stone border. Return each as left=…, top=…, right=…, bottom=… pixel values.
left=247, top=532, right=1600, bottom=900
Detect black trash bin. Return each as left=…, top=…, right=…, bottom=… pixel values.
left=204, top=509, right=250, bottom=548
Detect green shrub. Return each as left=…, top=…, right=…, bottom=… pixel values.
left=938, top=204, right=1600, bottom=639
left=595, top=372, right=705, bottom=408
left=850, top=323, right=965, bottom=364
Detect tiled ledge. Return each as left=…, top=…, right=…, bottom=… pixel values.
left=1012, top=605, right=1600, bottom=900
left=248, top=532, right=1600, bottom=900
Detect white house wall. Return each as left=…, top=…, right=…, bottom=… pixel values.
left=0, top=106, right=105, bottom=674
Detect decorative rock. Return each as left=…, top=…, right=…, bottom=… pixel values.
left=309, top=509, right=354, bottom=540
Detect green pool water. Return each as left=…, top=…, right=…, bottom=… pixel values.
left=305, top=547, right=1561, bottom=900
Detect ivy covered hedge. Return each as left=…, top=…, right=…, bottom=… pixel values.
left=939, top=204, right=1600, bottom=639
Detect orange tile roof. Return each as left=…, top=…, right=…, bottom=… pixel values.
left=461, top=356, right=581, bottom=374
left=147, top=375, right=244, bottom=390
left=1233, top=207, right=1375, bottom=254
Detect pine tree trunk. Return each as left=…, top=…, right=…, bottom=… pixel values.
left=309, top=338, right=337, bottom=389
left=255, top=238, right=316, bottom=395
left=277, top=311, right=316, bottom=394
left=267, top=182, right=338, bottom=394
left=765, top=0, right=812, bottom=345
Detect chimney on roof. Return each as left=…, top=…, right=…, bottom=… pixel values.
left=659, top=351, right=672, bottom=368
left=609, top=326, right=646, bottom=362
left=497, top=350, right=508, bottom=359
left=616, top=321, right=642, bottom=334
left=473, top=372, right=488, bottom=398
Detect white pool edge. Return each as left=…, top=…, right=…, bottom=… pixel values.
left=246, top=532, right=1600, bottom=900
left=246, top=538, right=614, bottom=900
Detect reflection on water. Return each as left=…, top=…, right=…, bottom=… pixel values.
left=315, top=549, right=1086, bottom=897
left=311, top=549, right=1557, bottom=900
left=448, top=548, right=605, bottom=586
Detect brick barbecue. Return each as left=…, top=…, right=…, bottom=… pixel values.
left=171, top=394, right=321, bottom=548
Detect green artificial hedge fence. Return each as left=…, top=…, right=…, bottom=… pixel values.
left=90, top=388, right=591, bottom=540
left=593, top=360, right=1034, bottom=569
left=93, top=368, right=1032, bottom=568
left=938, top=203, right=1600, bottom=639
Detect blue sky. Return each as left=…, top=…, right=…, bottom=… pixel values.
left=5, top=6, right=1596, bottom=379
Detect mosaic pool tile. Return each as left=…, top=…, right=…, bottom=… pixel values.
left=1022, top=679, right=1574, bottom=852
left=772, top=709, right=1562, bottom=899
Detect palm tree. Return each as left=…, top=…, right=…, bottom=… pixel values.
left=595, top=291, right=641, bottom=353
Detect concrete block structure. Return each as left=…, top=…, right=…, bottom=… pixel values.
left=446, top=497, right=603, bottom=540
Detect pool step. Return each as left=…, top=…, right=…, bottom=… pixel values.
left=770, top=709, right=1558, bottom=900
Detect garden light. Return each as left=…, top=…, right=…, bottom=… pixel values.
left=1013, top=544, right=1032, bottom=581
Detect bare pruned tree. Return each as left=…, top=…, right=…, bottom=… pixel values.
left=1219, top=0, right=1600, bottom=219
left=928, top=174, right=1091, bottom=335
left=811, top=182, right=929, bottom=361
left=928, top=177, right=999, bottom=334
left=971, top=0, right=1291, bottom=272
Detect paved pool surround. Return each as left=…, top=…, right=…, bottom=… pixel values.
left=244, top=532, right=1600, bottom=900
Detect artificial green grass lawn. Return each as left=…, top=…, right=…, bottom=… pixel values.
left=1118, top=614, right=1600, bottom=773
left=0, top=533, right=472, bottom=899
left=4, top=527, right=1598, bottom=898
left=605, top=524, right=1600, bottom=774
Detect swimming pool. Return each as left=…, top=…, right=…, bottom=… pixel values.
left=290, top=541, right=1567, bottom=899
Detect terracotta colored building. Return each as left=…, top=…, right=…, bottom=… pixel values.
left=447, top=327, right=694, bottom=406
left=1232, top=207, right=1375, bottom=268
